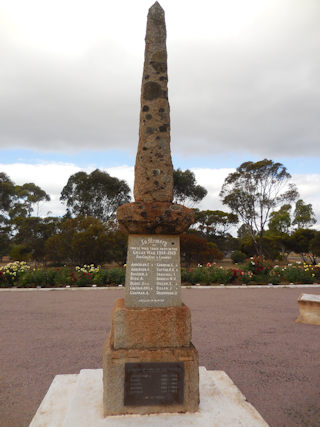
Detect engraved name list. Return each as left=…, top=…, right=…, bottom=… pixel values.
left=125, top=235, right=181, bottom=307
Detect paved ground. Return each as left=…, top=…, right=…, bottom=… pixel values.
left=0, top=287, right=319, bottom=427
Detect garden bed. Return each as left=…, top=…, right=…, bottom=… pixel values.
left=1, top=258, right=319, bottom=288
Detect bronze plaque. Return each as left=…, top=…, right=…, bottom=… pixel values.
left=124, top=362, right=184, bottom=406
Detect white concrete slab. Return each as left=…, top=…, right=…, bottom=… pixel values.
left=299, top=293, right=320, bottom=303
left=30, top=367, right=268, bottom=426
left=29, top=374, right=78, bottom=427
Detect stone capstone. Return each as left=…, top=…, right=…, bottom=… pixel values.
left=110, top=298, right=191, bottom=349
left=117, top=201, right=194, bottom=234
left=102, top=336, right=199, bottom=416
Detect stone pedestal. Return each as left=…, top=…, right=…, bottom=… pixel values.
left=110, top=298, right=191, bottom=349
left=102, top=298, right=199, bottom=416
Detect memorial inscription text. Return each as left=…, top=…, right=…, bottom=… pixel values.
left=125, top=235, right=181, bottom=307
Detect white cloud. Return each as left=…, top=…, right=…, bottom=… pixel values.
left=191, top=167, right=234, bottom=211
left=0, top=0, right=319, bottom=159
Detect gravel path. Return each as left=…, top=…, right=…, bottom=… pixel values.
left=1, top=287, right=319, bottom=427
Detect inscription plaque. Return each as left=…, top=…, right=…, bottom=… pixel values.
left=125, top=235, right=181, bottom=307
left=124, top=362, right=184, bottom=406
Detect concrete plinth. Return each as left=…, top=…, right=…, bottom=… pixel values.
left=30, top=367, right=269, bottom=426
left=296, top=293, right=320, bottom=325
left=102, top=336, right=199, bottom=416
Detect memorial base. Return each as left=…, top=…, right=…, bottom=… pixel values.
left=102, top=336, right=199, bottom=415
left=29, top=367, right=269, bottom=426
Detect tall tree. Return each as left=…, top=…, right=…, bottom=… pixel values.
left=11, top=183, right=50, bottom=218
left=1, top=174, right=50, bottom=256
left=292, top=199, right=316, bottom=229
left=60, top=169, right=131, bottom=222
left=1, top=173, right=50, bottom=220
left=0, top=172, right=15, bottom=224
left=173, top=169, right=207, bottom=206
left=220, top=159, right=298, bottom=256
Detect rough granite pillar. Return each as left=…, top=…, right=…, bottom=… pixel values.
left=117, top=2, right=194, bottom=234
left=103, top=2, right=199, bottom=416
left=134, top=1, right=173, bottom=203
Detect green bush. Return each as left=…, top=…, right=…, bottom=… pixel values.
left=108, top=268, right=125, bottom=285
left=17, top=270, right=46, bottom=287
left=93, top=269, right=110, bottom=286
left=231, top=250, right=247, bottom=264
left=280, top=266, right=313, bottom=284
left=182, top=266, right=234, bottom=285
left=211, top=267, right=234, bottom=284
left=54, top=267, right=73, bottom=286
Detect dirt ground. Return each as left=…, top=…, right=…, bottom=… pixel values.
left=0, top=287, right=319, bottom=427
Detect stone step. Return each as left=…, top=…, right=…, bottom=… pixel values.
left=30, top=367, right=269, bottom=426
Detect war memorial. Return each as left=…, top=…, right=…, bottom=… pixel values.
left=30, top=3, right=268, bottom=425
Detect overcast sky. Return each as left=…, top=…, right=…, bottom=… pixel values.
left=1, top=0, right=319, bottom=223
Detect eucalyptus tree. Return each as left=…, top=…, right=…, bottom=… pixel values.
left=173, top=169, right=207, bottom=206
left=220, top=159, right=298, bottom=256
left=292, top=199, right=317, bottom=229
left=60, top=169, right=131, bottom=222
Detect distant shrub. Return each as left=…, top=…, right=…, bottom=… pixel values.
left=231, top=250, right=247, bottom=264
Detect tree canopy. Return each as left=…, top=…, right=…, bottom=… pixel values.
left=173, top=169, right=207, bottom=206
left=220, top=159, right=298, bottom=256
left=1, top=173, right=50, bottom=221
left=60, top=169, right=131, bottom=222
left=45, top=216, right=127, bottom=265
left=292, top=199, right=316, bottom=229
left=194, top=209, right=238, bottom=237
left=0, top=173, right=15, bottom=219
left=268, top=204, right=292, bottom=234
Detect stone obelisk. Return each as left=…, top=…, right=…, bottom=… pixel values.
left=103, top=2, right=199, bottom=416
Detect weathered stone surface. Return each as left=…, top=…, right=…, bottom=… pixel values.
left=134, top=2, right=174, bottom=203
left=296, top=293, right=320, bottom=325
left=117, top=201, right=194, bottom=234
left=103, top=3, right=200, bottom=418
left=103, top=337, right=199, bottom=416
left=110, top=298, right=191, bottom=349
left=125, top=235, right=181, bottom=308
